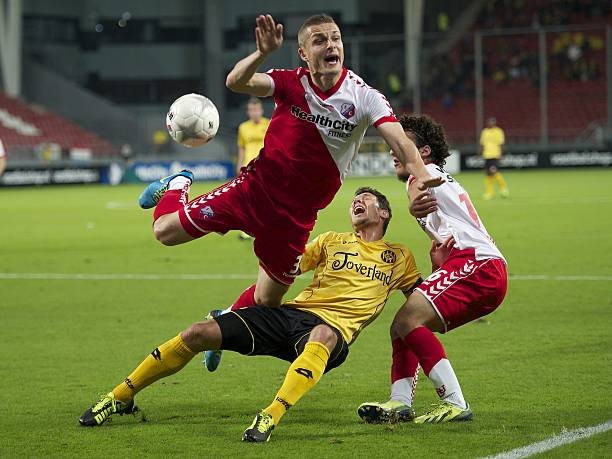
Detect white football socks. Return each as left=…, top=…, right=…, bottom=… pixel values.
left=427, top=358, right=467, bottom=409
left=168, top=175, right=191, bottom=190
left=390, top=376, right=417, bottom=406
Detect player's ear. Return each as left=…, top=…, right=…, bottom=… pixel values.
left=420, top=145, right=432, bottom=160
left=380, top=209, right=389, bottom=219
left=298, top=47, right=308, bottom=63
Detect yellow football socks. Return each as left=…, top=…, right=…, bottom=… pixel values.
left=264, top=341, right=330, bottom=424
left=113, top=334, right=196, bottom=402
left=494, top=172, right=508, bottom=191
left=484, top=176, right=495, bottom=197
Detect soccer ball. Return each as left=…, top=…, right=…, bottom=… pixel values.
left=166, top=93, right=220, bottom=147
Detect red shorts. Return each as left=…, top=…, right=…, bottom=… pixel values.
left=178, top=167, right=313, bottom=285
left=415, top=248, right=507, bottom=332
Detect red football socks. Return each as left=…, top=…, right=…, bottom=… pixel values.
left=230, top=284, right=257, bottom=311
left=391, top=338, right=419, bottom=382
left=402, top=326, right=447, bottom=376
left=153, top=190, right=183, bottom=221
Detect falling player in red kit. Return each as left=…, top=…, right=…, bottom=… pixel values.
left=138, top=14, right=441, bottom=313
left=358, top=114, right=507, bottom=424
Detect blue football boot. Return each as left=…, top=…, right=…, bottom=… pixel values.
left=204, top=309, right=224, bottom=371
left=138, top=170, right=194, bottom=209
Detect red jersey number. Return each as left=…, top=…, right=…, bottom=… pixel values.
left=459, top=193, right=481, bottom=228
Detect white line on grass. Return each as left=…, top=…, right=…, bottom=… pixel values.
left=481, top=419, right=612, bottom=459
left=511, top=275, right=612, bottom=281
left=1, top=273, right=612, bottom=281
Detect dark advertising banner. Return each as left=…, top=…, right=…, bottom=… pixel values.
left=125, top=161, right=234, bottom=183
left=461, top=150, right=612, bottom=170
left=0, top=165, right=110, bottom=186
left=0, top=161, right=234, bottom=187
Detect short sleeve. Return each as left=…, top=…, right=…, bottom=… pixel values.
left=0, top=140, right=5, bottom=158
left=299, top=232, right=332, bottom=274
left=396, top=248, right=422, bottom=295
left=265, top=69, right=294, bottom=100
left=365, top=88, right=398, bottom=127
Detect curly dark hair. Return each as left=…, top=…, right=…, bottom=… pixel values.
left=354, top=186, right=392, bottom=235
left=398, top=114, right=451, bottom=167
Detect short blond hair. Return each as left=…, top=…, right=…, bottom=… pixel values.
left=297, top=14, right=336, bottom=47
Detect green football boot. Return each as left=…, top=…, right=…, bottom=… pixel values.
left=357, top=400, right=416, bottom=423
left=242, top=410, right=275, bottom=443
left=79, top=392, right=139, bottom=426
left=413, top=401, right=473, bottom=424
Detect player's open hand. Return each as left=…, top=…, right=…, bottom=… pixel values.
left=415, top=174, right=444, bottom=191
left=409, top=190, right=438, bottom=218
left=430, top=236, right=455, bottom=270
left=255, top=15, right=283, bottom=56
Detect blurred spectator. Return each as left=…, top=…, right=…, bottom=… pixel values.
left=437, top=12, right=449, bottom=32
left=386, top=71, right=403, bottom=107
left=152, top=129, right=169, bottom=154
left=36, top=142, right=62, bottom=161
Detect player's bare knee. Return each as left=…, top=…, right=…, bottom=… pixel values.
left=153, top=219, right=180, bottom=246
left=181, top=320, right=220, bottom=352
left=153, top=220, right=172, bottom=245
left=392, top=303, right=423, bottom=338
left=308, top=324, right=337, bottom=351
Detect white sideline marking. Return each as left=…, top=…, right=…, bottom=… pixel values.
left=0, top=273, right=611, bottom=281
left=511, top=275, right=612, bottom=281
left=481, top=419, right=612, bottom=459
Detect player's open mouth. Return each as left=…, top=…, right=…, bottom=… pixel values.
left=324, top=55, right=340, bottom=65
left=353, top=204, right=366, bottom=215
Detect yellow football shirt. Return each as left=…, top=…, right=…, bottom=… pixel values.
left=285, top=231, right=422, bottom=344
left=480, top=126, right=505, bottom=159
left=237, top=118, right=270, bottom=167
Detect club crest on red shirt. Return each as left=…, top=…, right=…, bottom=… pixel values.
left=340, top=103, right=355, bottom=119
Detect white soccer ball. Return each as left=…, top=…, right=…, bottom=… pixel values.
left=166, top=93, right=219, bottom=147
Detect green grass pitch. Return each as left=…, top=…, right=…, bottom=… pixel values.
left=1, top=168, right=611, bottom=457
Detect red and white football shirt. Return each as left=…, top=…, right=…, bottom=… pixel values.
left=410, top=163, right=506, bottom=262
left=259, top=67, right=396, bottom=222
left=409, top=163, right=507, bottom=331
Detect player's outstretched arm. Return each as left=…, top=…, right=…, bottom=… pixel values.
left=377, top=122, right=443, bottom=190
left=226, top=14, right=283, bottom=96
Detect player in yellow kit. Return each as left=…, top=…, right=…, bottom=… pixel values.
left=479, top=117, right=509, bottom=199
left=236, top=97, right=270, bottom=174
left=236, top=97, right=270, bottom=239
left=79, top=187, right=422, bottom=443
